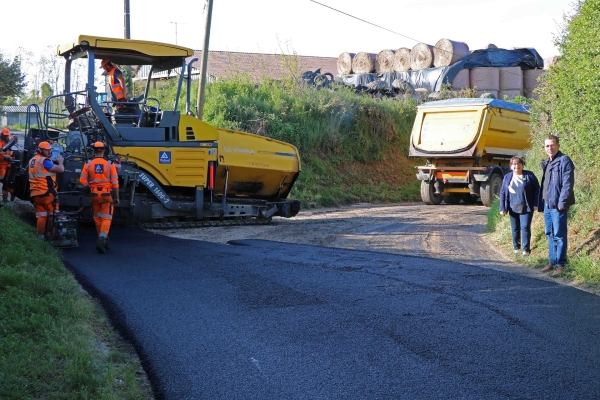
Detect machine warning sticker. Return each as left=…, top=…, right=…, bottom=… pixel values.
left=159, top=151, right=171, bottom=164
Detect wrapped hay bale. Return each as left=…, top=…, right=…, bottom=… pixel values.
left=410, top=43, right=434, bottom=70
left=393, top=47, right=411, bottom=72
left=352, top=52, right=377, bottom=74
left=499, top=67, right=523, bottom=99
left=337, top=52, right=355, bottom=75
left=470, top=67, right=499, bottom=92
left=523, top=69, right=544, bottom=99
left=375, top=49, right=396, bottom=73
left=523, top=69, right=544, bottom=91
left=450, top=69, right=469, bottom=89
left=499, top=67, right=523, bottom=90
left=433, top=39, right=470, bottom=67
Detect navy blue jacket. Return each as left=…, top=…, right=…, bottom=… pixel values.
left=499, top=170, right=540, bottom=213
left=538, top=151, right=575, bottom=212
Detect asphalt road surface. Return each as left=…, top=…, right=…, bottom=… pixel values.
left=61, top=224, right=600, bottom=400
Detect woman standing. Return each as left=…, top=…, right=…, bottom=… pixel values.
left=499, top=156, right=540, bottom=257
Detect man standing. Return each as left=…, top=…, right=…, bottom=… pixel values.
left=0, top=128, right=14, bottom=204
left=28, top=141, right=64, bottom=239
left=79, top=142, right=119, bottom=253
left=539, top=135, right=575, bottom=277
left=99, top=59, right=129, bottom=103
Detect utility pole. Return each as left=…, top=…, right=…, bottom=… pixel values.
left=197, top=0, right=213, bottom=120
left=124, top=0, right=131, bottom=39
left=170, top=22, right=189, bottom=45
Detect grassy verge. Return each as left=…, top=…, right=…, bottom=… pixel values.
left=486, top=200, right=600, bottom=290
left=0, top=206, right=152, bottom=399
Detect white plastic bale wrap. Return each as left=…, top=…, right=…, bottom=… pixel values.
left=450, top=69, right=469, bottom=89
left=410, top=43, right=434, bottom=70
left=470, top=67, right=500, bottom=91
left=499, top=67, right=523, bottom=90
left=476, top=90, right=499, bottom=98
left=393, top=48, right=411, bottom=72
left=433, top=39, right=470, bottom=67
left=337, top=52, right=355, bottom=75
left=352, top=52, right=377, bottom=74
left=375, top=50, right=396, bottom=73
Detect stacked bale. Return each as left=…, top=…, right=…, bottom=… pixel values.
left=470, top=67, right=499, bottom=98
left=375, top=49, right=396, bottom=73
left=498, top=67, right=523, bottom=99
left=393, top=48, right=411, bottom=72
left=523, top=69, right=544, bottom=99
left=433, top=39, right=470, bottom=67
left=352, top=52, right=377, bottom=74
left=337, top=52, right=355, bottom=75
left=410, top=43, right=434, bottom=70
left=451, top=69, right=469, bottom=89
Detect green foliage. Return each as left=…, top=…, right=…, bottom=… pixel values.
left=486, top=199, right=502, bottom=232
left=199, top=75, right=417, bottom=162
left=122, top=67, right=134, bottom=99
left=487, top=0, right=600, bottom=286
left=0, top=51, right=26, bottom=106
left=0, top=207, right=149, bottom=399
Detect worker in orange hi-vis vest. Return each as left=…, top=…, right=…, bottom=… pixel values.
left=28, top=141, right=65, bottom=239
left=79, top=142, right=119, bottom=253
left=0, top=128, right=14, bottom=204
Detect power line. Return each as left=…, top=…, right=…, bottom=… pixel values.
left=308, top=0, right=422, bottom=45
left=308, top=0, right=542, bottom=85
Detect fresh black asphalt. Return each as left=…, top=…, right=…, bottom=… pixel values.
left=60, top=225, right=600, bottom=399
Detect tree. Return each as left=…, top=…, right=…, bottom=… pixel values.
left=0, top=51, right=26, bottom=106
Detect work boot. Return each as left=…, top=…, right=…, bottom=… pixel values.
left=552, top=266, right=565, bottom=277
left=96, top=237, right=106, bottom=254
left=104, top=237, right=110, bottom=249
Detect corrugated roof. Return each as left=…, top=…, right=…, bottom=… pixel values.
left=0, top=106, right=29, bottom=113
left=135, top=50, right=338, bottom=82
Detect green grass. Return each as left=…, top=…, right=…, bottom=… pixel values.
left=0, top=207, right=151, bottom=399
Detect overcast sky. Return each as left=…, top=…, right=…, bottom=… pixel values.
left=2, top=0, right=576, bottom=60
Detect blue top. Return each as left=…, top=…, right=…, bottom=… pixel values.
left=499, top=170, right=540, bottom=214
left=418, top=98, right=530, bottom=114
left=43, top=159, right=55, bottom=170
left=538, top=151, right=576, bottom=211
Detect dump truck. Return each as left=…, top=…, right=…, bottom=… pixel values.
left=408, top=98, right=530, bottom=206
left=13, top=35, right=301, bottom=227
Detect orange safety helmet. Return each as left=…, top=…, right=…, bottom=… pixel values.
left=1, top=127, right=10, bottom=136
left=91, top=141, right=106, bottom=149
left=100, top=59, right=111, bottom=69
left=38, top=141, right=52, bottom=151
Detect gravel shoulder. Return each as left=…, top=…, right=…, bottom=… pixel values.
left=151, top=202, right=549, bottom=279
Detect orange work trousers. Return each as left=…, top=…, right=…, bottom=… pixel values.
left=32, top=194, right=58, bottom=235
left=0, top=165, right=9, bottom=199
left=90, top=190, right=114, bottom=237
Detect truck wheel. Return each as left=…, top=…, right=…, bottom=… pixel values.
left=480, top=173, right=502, bottom=207
left=443, top=193, right=462, bottom=204
left=421, top=181, right=443, bottom=205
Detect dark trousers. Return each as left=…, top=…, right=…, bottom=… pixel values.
left=509, top=210, right=533, bottom=252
